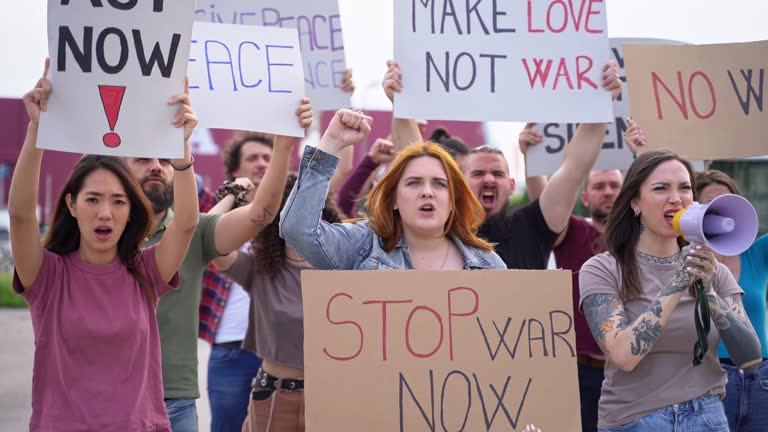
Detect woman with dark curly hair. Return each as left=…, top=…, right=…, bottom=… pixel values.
left=212, top=173, right=344, bottom=432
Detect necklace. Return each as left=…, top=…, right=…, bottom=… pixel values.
left=635, top=249, right=679, bottom=265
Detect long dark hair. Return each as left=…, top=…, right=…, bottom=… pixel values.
left=44, top=155, right=155, bottom=303
left=249, top=173, right=344, bottom=277
left=603, top=150, right=696, bottom=300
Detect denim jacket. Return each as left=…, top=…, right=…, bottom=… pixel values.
left=279, top=146, right=507, bottom=270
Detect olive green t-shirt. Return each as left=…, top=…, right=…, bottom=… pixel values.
left=144, top=210, right=222, bottom=399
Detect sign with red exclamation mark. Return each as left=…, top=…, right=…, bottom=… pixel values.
left=98, top=85, right=126, bottom=148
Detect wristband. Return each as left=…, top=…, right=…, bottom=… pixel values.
left=171, top=156, right=195, bottom=171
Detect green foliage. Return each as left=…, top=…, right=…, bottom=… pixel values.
left=0, top=273, right=26, bottom=308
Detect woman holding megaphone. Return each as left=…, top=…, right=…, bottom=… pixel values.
left=578, top=149, right=762, bottom=432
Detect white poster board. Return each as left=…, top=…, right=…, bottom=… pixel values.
left=188, top=22, right=305, bottom=137
left=194, top=0, right=350, bottom=111
left=526, top=38, right=687, bottom=176
left=40, top=0, right=195, bottom=158
left=393, top=0, right=612, bottom=122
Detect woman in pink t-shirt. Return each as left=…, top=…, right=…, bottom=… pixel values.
left=9, top=60, right=200, bottom=431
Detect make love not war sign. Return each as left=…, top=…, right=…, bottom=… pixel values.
left=40, top=0, right=195, bottom=158
left=394, top=0, right=612, bottom=123
left=303, top=270, right=581, bottom=431
left=525, top=38, right=686, bottom=177
left=194, top=0, right=350, bottom=111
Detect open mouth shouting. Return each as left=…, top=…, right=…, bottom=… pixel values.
left=418, top=203, right=437, bottom=216
left=480, top=187, right=496, bottom=209
left=664, top=208, right=682, bottom=226
left=94, top=225, right=113, bottom=241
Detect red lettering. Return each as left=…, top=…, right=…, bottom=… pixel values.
left=566, top=0, right=587, bottom=31
left=522, top=58, right=554, bottom=88
left=323, top=293, right=364, bottom=361
left=652, top=71, right=689, bottom=120
left=584, top=0, right=604, bottom=33
left=688, top=71, right=717, bottom=119
left=447, top=287, right=479, bottom=361
left=405, top=306, right=444, bottom=359
left=363, top=299, right=413, bottom=361
left=576, top=55, right=597, bottom=89
left=526, top=0, right=544, bottom=33
left=546, top=0, right=568, bottom=33
left=553, top=58, right=575, bottom=90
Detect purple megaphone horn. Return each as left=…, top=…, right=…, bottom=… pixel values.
left=672, top=194, right=759, bottom=256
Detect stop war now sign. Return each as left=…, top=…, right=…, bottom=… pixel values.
left=394, top=0, right=612, bottom=123
left=303, top=269, right=580, bottom=431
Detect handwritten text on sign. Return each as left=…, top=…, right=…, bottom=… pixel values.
left=624, top=41, right=768, bottom=160
left=526, top=38, right=686, bottom=176
left=394, top=0, right=612, bottom=123
left=303, top=270, right=581, bottom=432
left=188, top=22, right=305, bottom=137
left=194, top=0, right=350, bottom=111
left=40, top=0, right=194, bottom=158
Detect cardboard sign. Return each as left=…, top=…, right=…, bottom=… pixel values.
left=194, top=0, right=351, bottom=111
left=303, top=269, right=580, bottom=431
left=188, top=22, right=305, bottom=137
left=40, top=0, right=194, bottom=158
left=624, top=40, right=768, bottom=160
left=526, top=38, right=687, bottom=176
left=393, top=0, right=612, bottom=123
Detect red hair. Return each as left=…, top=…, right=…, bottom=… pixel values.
left=364, top=142, right=494, bottom=252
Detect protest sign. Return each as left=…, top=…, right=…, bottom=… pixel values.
left=194, top=0, right=350, bottom=111
left=303, top=269, right=580, bottom=431
left=526, top=38, right=686, bottom=176
left=393, top=0, right=612, bottom=123
left=624, top=40, right=768, bottom=160
left=40, top=0, right=194, bottom=158
left=188, top=22, right=305, bottom=137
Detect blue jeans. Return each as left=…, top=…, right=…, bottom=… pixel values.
left=722, top=362, right=768, bottom=432
left=599, top=394, right=729, bottom=432
left=165, top=398, right=198, bottom=432
left=207, top=344, right=262, bottom=432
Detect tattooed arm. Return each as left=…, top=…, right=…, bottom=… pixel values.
left=707, top=292, right=762, bottom=372
left=582, top=246, right=708, bottom=372
left=214, top=99, right=313, bottom=254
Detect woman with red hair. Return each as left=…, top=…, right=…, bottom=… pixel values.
left=280, top=109, right=505, bottom=271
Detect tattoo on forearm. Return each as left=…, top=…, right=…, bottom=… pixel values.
left=649, top=298, right=663, bottom=318
left=659, top=249, right=692, bottom=297
left=630, top=317, right=663, bottom=356
left=710, top=294, right=762, bottom=372
left=249, top=207, right=275, bottom=228
left=583, top=294, right=628, bottom=352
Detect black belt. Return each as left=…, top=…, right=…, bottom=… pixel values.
left=215, top=340, right=243, bottom=349
left=252, top=368, right=304, bottom=391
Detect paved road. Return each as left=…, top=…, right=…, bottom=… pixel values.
left=0, top=309, right=212, bottom=431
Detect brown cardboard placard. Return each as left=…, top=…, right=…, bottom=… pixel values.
left=623, top=41, right=768, bottom=160
left=302, top=269, right=579, bottom=431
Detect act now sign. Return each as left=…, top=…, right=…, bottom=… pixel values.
left=394, top=0, right=612, bottom=123
left=39, top=0, right=195, bottom=158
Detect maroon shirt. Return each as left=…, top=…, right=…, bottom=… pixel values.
left=553, top=216, right=604, bottom=358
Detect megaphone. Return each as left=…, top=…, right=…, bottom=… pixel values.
left=672, top=194, right=759, bottom=256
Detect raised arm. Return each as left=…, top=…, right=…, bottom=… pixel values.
left=154, top=80, right=200, bottom=282
left=581, top=246, right=713, bottom=372
left=384, top=60, right=422, bottom=152
left=538, top=62, right=622, bottom=233
left=518, top=123, right=547, bottom=201
left=280, top=110, right=374, bottom=269
left=213, top=99, right=313, bottom=255
left=10, top=60, right=51, bottom=289
left=336, top=138, right=394, bottom=216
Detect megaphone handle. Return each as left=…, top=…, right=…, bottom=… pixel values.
left=692, top=279, right=712, bottom=366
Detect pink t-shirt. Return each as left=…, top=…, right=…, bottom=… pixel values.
left=13, top=246, right=179, bottom=432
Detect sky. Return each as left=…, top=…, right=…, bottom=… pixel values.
left=2, top=0, right=766, bottom=179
